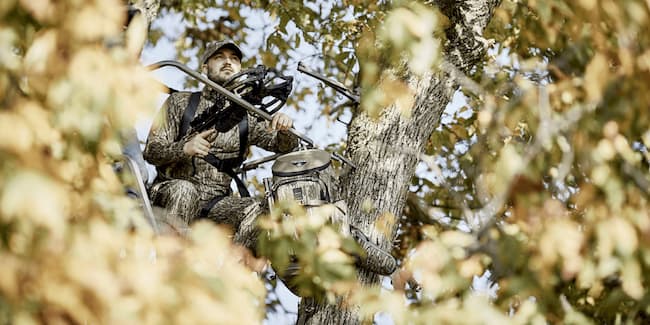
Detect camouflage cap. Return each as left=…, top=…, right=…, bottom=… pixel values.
left=200, top=40, right=243, bottom=65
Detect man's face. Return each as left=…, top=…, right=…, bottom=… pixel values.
left=205, top=47, right=242, bottom=84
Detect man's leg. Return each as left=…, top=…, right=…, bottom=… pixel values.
left=149, top=179, right=201, bottom=234
left=205, top=196, right=264, bottom=250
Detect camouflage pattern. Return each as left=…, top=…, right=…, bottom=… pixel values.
left=143, top=87, right=298, bottom=228
left=201, top=40, right=243, bottom=65
left=269, top=149, right=341, bottom=208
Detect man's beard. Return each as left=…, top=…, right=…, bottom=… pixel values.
left=207, top=70, right=232, bottom=85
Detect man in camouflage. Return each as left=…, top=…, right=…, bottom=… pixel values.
left=144, top=40, right=298, bottom=245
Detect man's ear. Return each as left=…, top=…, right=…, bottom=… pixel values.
left=201, top=63, right=207, bottom=74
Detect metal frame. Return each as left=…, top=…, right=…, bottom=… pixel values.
left=122, top=154, right=160, bottom=234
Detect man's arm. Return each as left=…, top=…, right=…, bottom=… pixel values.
left=249, top=112, right=299, bottom=154
left=143, top=93, right=189, bottom=166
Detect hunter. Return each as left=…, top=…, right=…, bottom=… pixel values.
left=143, top=40, right=298, bottom=245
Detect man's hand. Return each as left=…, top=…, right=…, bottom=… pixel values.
left=183, top=129, right=216, bottom=157
left=271, top=112, right=293, bottom=131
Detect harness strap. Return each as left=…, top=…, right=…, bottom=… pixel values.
left=226, top=165, right=251, bottom=198
left=238, top=113, right=249, bottom=161
left=198, top=194, right=228, bottom=219
left=177, top=93, right=252, bottom=216
left=177, top=91, right=201, bottom=141
left=201, top=115, right=251, bottom=199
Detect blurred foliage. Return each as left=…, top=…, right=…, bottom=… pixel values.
left=0, top=1, right=265, bottom=324
left=4, top=0, right=650, bottom=323
left=416, top=0, right=650, bottom=323
left=257, top=201, right=361, bottom=301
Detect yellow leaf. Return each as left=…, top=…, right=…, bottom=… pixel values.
left=493, top=145, right=523, bottom=193
left=318, top=227, right=343, bottom=251
left=539, top=219, right=584, bottom=279
left=125, top=12, right=148, bottom=58
left=458, top=256, right=484, bottom=278
left=395, top=92, right=415, bottom=118
left=320, top=249, right=352, bottom=264
left=305, top=204, right=335, bottom=229
left=407, top=241, right=449, bottom=275
left=383, top=8, right=412, bottom=49
left=361, top=197, right=375, bottom=213
left=593, top=139, right=616, bottom=162
left=440, top=230, right=476, bottom=248
left=69, top=1, right=122, bottom=41
left=578, top=0, right=597, bottom=10
left=609, top=217, right=638, bottom=256
left=421, top=225, right=439, bottom=240
left=584, top=53, right=609, bottom=102
left=577, top=260, right=597, bottom=289
left=19, top=0, right=55, bottom=22
left=374, top=212, right=396, bottom=238
left=410, top=36, right=441, bottom=75
left=590, top=164, right=611, bottom=186
left=0, top=112, right=33, bottom=153
left=24, top=30, right=57, bottom=76
left=636, top=49, right=650, bottom=71
left=361, top=87, right=385, bottom=119
left=0, top=27, right=20, bottom=71
left=0, top=253, right=19, bottom=298
left=1, top=171, right=67, bottom=237
left=621, top=259, right=643, bottom=299
left=18, top=101, right=60, bottom=148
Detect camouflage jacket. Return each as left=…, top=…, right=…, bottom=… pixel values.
left=143, top=87, right=299, bottom=201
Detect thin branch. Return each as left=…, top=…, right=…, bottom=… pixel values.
left=622, top=162, right=650, bottom=197
left=470, top=89, right=597, bottom=235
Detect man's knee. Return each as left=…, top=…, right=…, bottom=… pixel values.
left=174, top=180, right=200, bottom=200
left=206, top=197, right=261, bottom=228
left=152, top=180, right=200, bottom=211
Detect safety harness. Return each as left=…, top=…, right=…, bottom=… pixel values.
left=179, top=92, right=251, bottom=218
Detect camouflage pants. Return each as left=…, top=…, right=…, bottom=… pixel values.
left=149, top=179, right=263, bottom=249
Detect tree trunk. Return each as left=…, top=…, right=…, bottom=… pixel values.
left=301, top=1, right=501, bottom=323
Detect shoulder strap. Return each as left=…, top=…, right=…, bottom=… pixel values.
left=238, top=113, right=249, bottom=162
left=201, top=113, right=251, bottom=198
left=176, top=91, right=201, bottom=141
left=203, top=153, right=251, bottom=198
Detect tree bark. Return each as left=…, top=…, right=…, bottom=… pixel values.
left=301, top=1, right=501, bottom=324
left=129, top=0, right=161, bottom=24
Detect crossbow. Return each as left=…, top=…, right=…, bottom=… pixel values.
left=146, top=60, right=314, bottom=147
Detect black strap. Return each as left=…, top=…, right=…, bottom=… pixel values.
left=238, top=114, right=249, bottom=160
left=201, top=114, right=250, bottom=198
left=232, top=115, right=250, bottom=197
left=198, top=194, right=227, bottom=218
left=177, top=91, right=201, bottom=141
left=225, top=164, right=251, bottom=198
left=174, top=93, right=251, bottom=217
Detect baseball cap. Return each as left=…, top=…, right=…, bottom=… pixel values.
left=200, top=40, right=243, bottom=65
